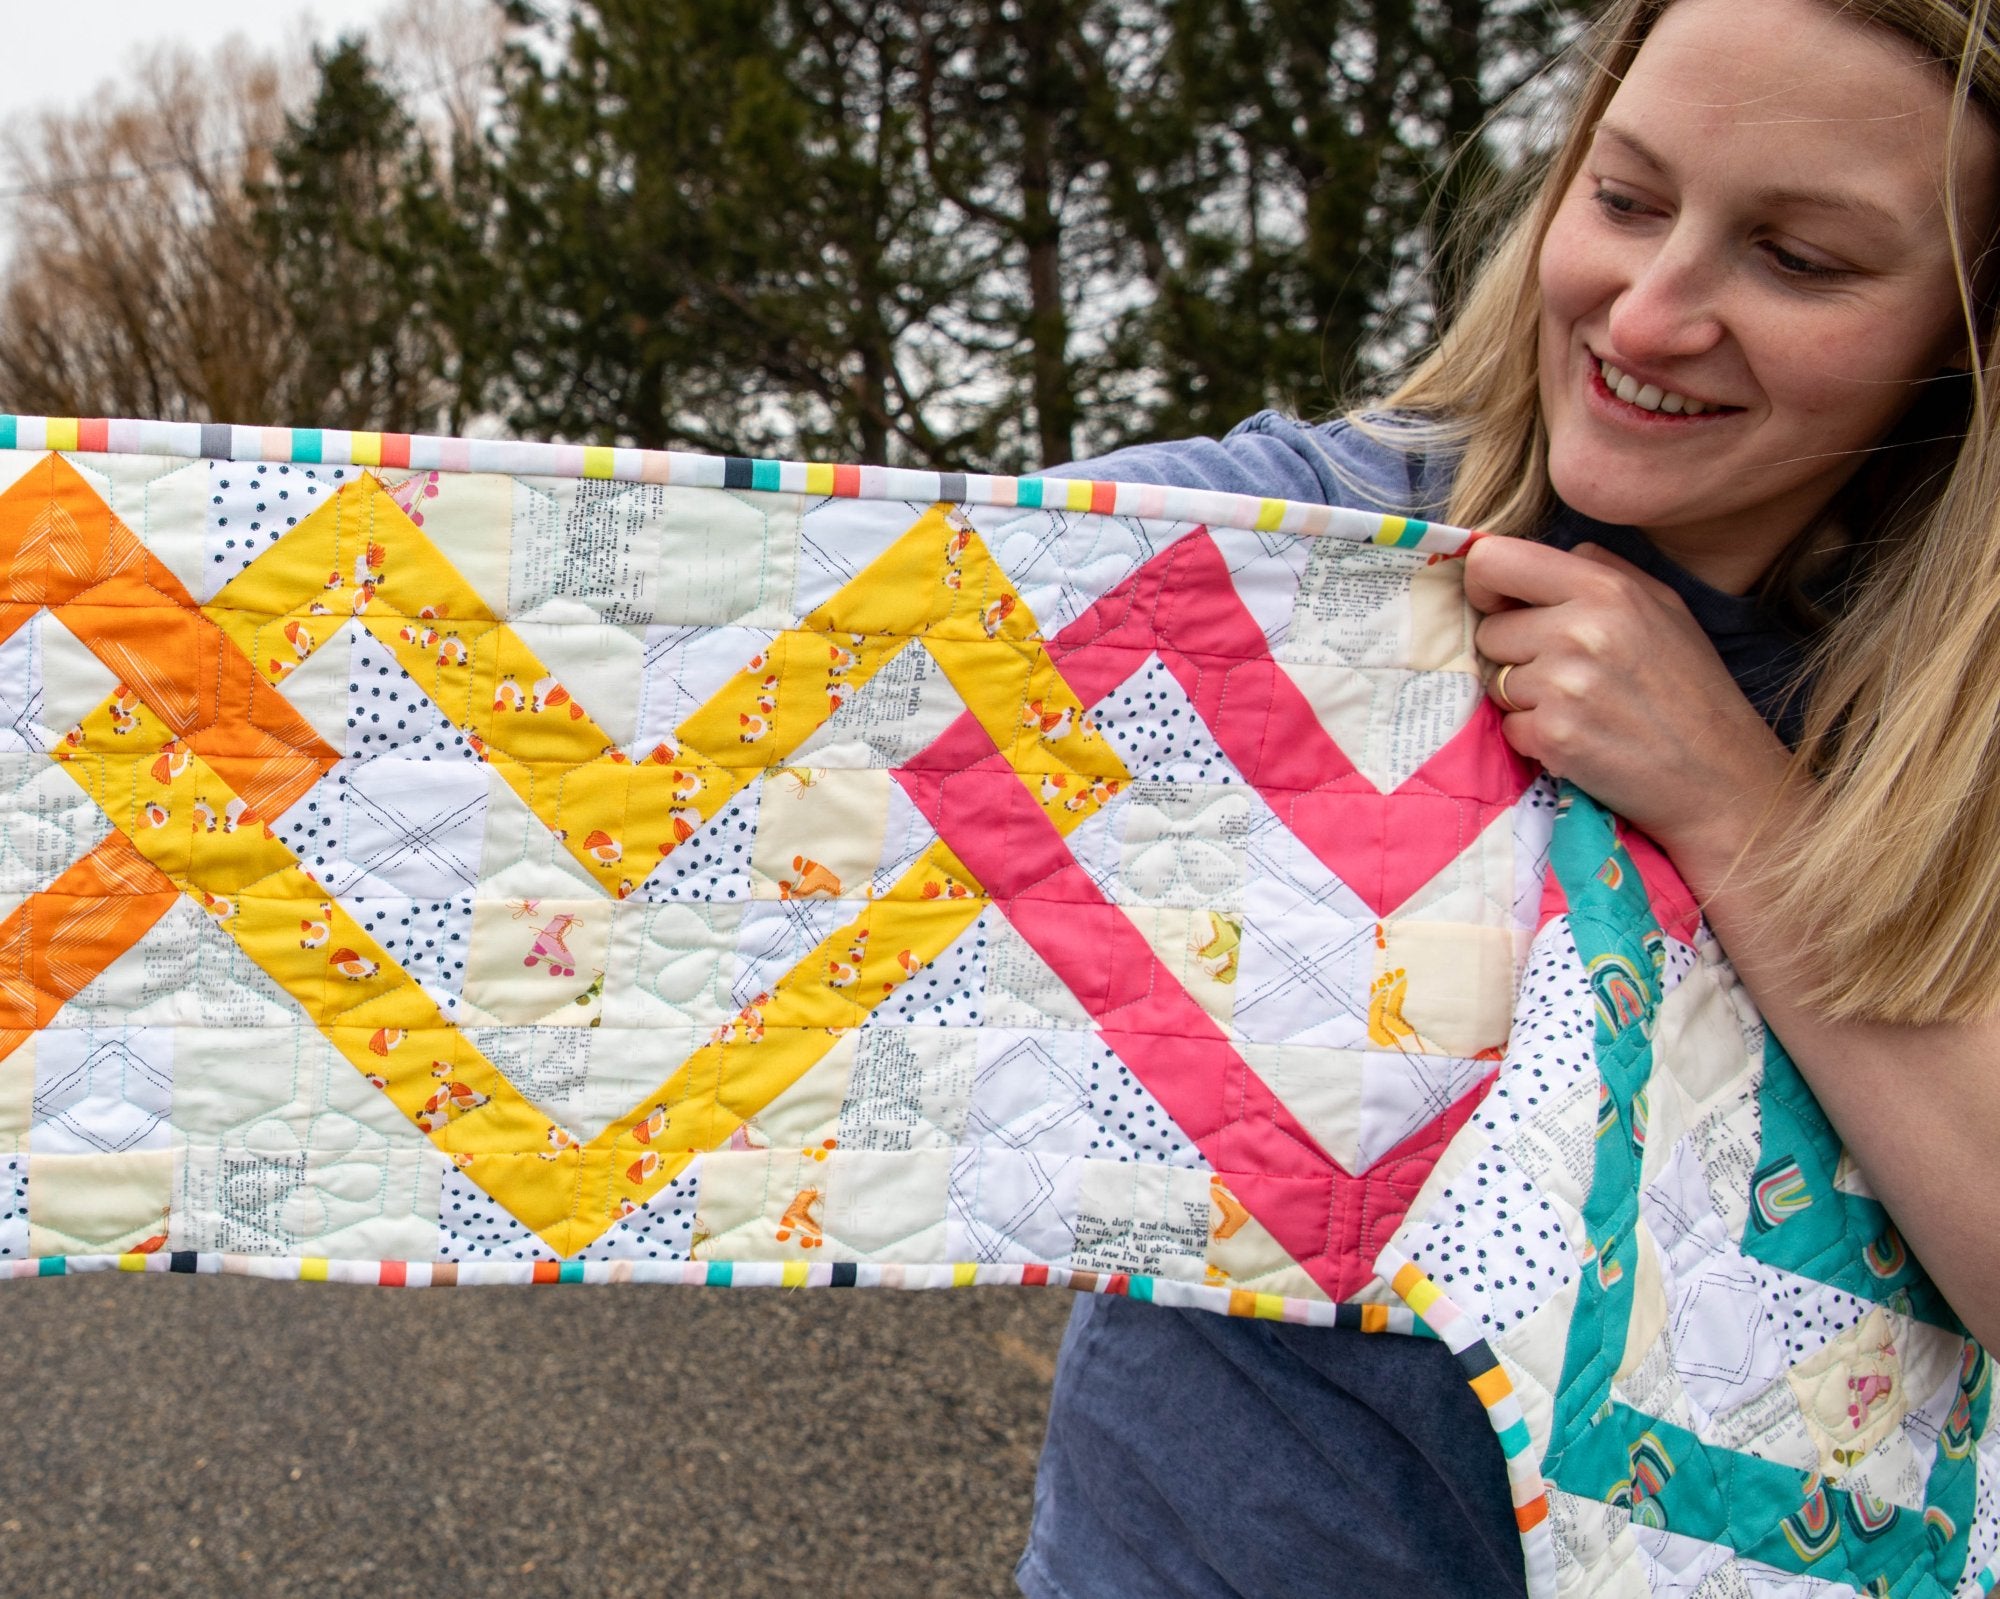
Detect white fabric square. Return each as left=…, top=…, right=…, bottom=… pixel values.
left=32, top=1026, right=174, bottom=1154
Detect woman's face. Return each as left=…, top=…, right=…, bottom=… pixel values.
left=1536, top=0, right=2000, bottom=590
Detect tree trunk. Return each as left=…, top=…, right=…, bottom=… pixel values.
left=1018, top=0, right=1076, bottom=469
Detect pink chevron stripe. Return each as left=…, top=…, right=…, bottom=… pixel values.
left=1615, top=822, right=1702, bottom=944
left=896, top=749, right=1492, bottom=1301
left=1043, top=530, right=1535, bottom=916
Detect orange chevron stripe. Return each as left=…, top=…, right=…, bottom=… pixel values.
left=0, top=833, right=181, bottom=1064
left=0, top=457, right=341, bottom=1061
left=0, top=456, right=336, bottom=788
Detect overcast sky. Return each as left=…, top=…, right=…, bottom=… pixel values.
left=0, top=2, right=401, bottom=137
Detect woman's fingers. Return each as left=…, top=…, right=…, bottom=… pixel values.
left=1461, top=534, right=1774, bottom=846
left=1472, top=562, right=1655, bottom=724
left=1472, top=584, right=1571, bottom=716
left=1472, top=603, right=1565, bottom=666
left=1462, top=532, right=1680, bottom=615
left=1461, top=534, right=1596, bottom=612
left=1566, top=541, right=1680, bottom=604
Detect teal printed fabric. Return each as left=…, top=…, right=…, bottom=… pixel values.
left=1384, top=783, right=1997, bottom=1597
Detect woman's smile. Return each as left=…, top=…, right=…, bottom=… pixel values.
left=1582, top=347, right=1741, bottom=426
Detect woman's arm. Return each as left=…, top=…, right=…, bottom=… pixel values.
left=1042, top=411, right=1424, bottom=511
left=1464, top=534, right=2000, bottom=1349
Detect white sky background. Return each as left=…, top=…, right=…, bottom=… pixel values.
left=0, top=1, right=402, bottom=162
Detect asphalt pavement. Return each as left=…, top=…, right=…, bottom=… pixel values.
left=0, top=1274, right=1073, bottom=1598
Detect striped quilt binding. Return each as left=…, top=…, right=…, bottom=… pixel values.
left=8, top=1248, right=1429, bottom=1330
left=1378, top=1243, right=1558, bottom=1599
left=0, top=413, right=1475, bottom=554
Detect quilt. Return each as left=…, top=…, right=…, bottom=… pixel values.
left=0, top=415, right=1988, bottom=1599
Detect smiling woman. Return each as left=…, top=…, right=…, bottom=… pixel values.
left=1018, top=0, right=2000, bottom=1593
left=1535, top=0, right=1998, bottom=587
left=1406, top=0, right=2000, bottom=1047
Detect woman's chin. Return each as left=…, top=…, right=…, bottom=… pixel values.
left=1544, top=454, right=1693, bottom=530
left=1546, top=473, right=1649, bottom=528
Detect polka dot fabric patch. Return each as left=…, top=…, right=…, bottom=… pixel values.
left=1405, top=1146, right=1579, bottom=1341
left=439, top=1166, right=558, bottom=1262
left=1079, top=1041, right=1203, bottom=1167
left=204, top=460, right=351, bottom=591
left=638, top=780, right=761, bottom=904
left=1088, top=654, right=1245, bottom=784
left=0, top=1155, right=25, bottom=1259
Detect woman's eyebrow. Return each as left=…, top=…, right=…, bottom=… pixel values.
left=1593, top=122, right=1904, bottom=231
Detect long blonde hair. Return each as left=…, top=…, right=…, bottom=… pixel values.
left=1360, top=0, right=2000, bottom=1025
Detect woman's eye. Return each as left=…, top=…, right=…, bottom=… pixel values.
left=1762, top=242, right=1846, bottom=281
left=1590, top=181, right=1849, bottom=282
left=1590, top=185, right=1650, bottom=219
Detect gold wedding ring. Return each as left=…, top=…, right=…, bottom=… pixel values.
left=1492, top=661, right=1523, bottom=713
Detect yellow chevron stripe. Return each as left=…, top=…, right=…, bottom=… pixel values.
left=55, top=473, right=1135, bottom=1256
left=56, top=699, right=992, bottom=1254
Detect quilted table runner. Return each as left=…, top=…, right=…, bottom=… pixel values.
left=0, top=417, right=1989, bottom=1599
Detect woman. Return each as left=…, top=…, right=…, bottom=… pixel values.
left=1016, top=0, right=2000, bottom=1592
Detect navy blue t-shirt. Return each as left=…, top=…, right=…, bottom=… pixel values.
left=1015, top=411, right=1819, bottom=1599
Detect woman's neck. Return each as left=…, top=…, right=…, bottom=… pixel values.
left=1631, top=520, right=1789, bottom=597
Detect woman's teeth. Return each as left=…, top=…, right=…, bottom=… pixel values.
left=1598, top=359, right=1712, bottom=415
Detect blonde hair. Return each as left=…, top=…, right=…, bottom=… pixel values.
left=1361, top=0, right=2000, bottom=1024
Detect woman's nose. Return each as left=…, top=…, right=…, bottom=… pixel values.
left=1604, top=233, right=1725, bottom=361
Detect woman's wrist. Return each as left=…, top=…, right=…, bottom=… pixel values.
left=1645, top=737, right=1796, bottom=907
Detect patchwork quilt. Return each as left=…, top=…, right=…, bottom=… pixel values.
left=0, top=416, right=1988, bottom=1598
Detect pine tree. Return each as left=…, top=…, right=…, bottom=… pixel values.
left=486, top=0, right=1586, bottom=466
left=492, top=0, right=990, bottom=462
left=252, top=38, right=481, bottom=433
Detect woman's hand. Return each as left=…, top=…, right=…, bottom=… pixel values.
left=1462, top=534, right=1791, bottom=894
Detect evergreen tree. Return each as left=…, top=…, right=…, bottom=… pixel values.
left=188, top=0, right=1584, bottom=461
left=492, top=0, right=990, bottom=462
left=906, top=0, right=1140, bottom=466
left=40, top=0, right=1589, bottom=460
left=487, top=0, right=1586, bottom=467
left=251, top=38, right=488, bottom=433
left=1096, top=0, right=1583, bottom=445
